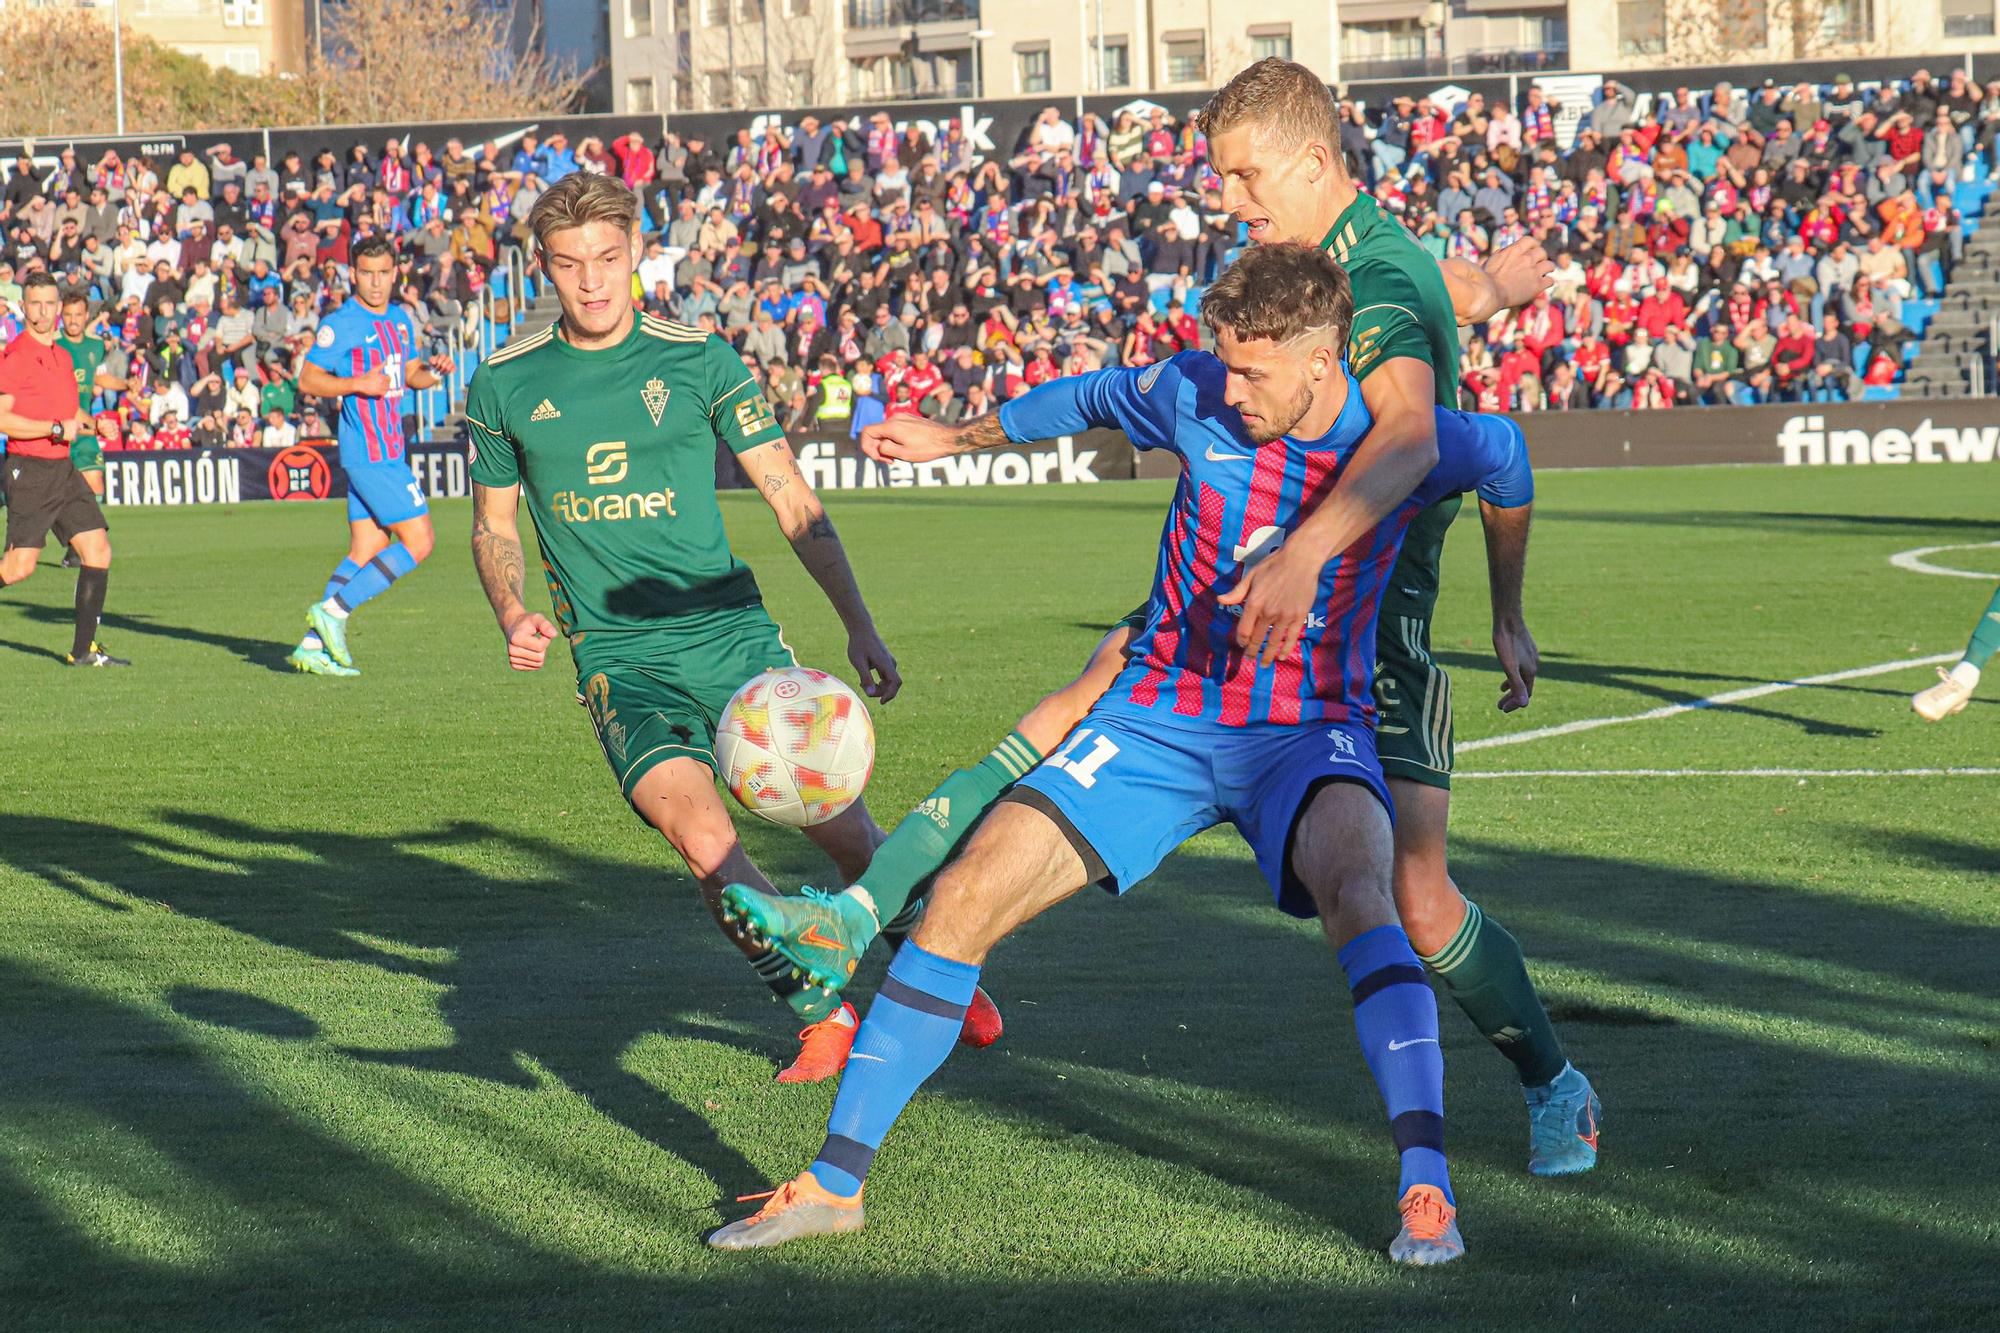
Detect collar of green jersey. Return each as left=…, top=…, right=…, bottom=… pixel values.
left=1318, top=189, right=1381, bottom=264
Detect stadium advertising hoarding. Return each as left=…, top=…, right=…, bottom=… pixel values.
left=717, top=429, right=1135, bottom=491
left=94, top=396, right=2000, bottom=508
left=99, top=443, right=470, bottom=507
left=1518, top=399, right=2000, bottom=470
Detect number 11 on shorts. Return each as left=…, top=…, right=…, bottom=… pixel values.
left=1047, top=728, right=1119, bottom=788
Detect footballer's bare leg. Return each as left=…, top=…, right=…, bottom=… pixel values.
left=1016, top=625, right=1133, bottom=753
left=707, top=802, right=1088, bottom=1251
left=1290, top=782, right=1462, bottom=1265
left=1390, top=779, right=1598, bottom=1177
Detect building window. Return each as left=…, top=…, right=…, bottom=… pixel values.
left=626, top=76, right=657, bottom=112
left=1164, top=34, right=1205, bottom=84
left=673, top=74, right=694, bottom=108
left=788, top=60, right=816, bottom=102
left=1250, top=27, right=1292, bottom=62
left=672, top=0, right=690, bottom=26
left=740, top=69, right=767, bottom=106
left=787, top=0, right=813, bottom=14
left=1615, top=0, right=1666, bottom=54
left=1017, top=45, right=1051, bottom=94
left=739, top=0, right=764, bottom=20
left=627, top=0, right=653, bottom=37
left=221, top=46, right=262, bottom=75
left=1341, top=19, right=1424, bottom=63
left=1100, top=37, right=1129, bottom=88
left=1942, top=0, right=1994, bottom=37
left=707, top=69, right=735, bottom=106
left=703, top=0, right=728, bottom=24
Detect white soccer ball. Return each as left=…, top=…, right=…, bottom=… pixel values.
left=716, top=667, right=876, bottom=827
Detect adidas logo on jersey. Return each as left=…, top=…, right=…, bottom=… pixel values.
left=530, top=399, right=562, bottom=421
left=913, top=796, right=951, bottom=828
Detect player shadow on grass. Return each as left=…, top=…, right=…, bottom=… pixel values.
left=930, top=835, right=2000, bottom=1281
left=6, top=816, right=1998, bottom=1325
left=1549, top=508, right=2000, bottom=539
left=0, top=810, right=810, bottom=1201
left=1428, top=648, right=1885, bottom=739
left=6, top=605, right=298, bottom=672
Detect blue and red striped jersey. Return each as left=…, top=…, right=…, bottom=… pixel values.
left=998, top=351, right=1530, bottom=729
left=305, top=299, right=420, bottom=469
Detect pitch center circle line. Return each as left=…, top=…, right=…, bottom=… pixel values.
left=1888, top=541, right=2000, bottom=580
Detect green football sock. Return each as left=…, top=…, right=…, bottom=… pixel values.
left=1962, top=584, right=2000, bottom=671
left=1418, top=900, right=1567, bottom=1089
left=845, top=730, right=1043, bottom=936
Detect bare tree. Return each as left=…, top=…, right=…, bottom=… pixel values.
left=308, top=0, right=594, bottom=124
left=1660, top=0, right=1889, bottom=66
left=761, top=0, right=843, bottom=108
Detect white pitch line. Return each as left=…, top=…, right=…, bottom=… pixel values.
left=1889, top=540, right=2000, bottom=581
left=1459, top=652, right=1959, bottom=753
left=1460, top=767, right=2000, bottom=779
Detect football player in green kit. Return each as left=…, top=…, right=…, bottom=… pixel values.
left=461, top=172, right=1000, bottom=1083
left=729, top=59, right=1601, bottom=1178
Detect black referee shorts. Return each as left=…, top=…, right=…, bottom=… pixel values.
left=4, top=454, right=107, bottom=551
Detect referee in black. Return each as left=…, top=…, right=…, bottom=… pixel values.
left=0, top=270, right=128, bottom=666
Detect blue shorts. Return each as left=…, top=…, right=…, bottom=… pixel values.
left=1008, top=707, right=1394, bottom=918
left=346, top=462, right=428, bottom=526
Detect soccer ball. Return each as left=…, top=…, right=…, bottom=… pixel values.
left=716, top=667, right=876, bottom=827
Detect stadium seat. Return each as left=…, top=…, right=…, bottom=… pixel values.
left=1860, top=385, right=1902, bottom=400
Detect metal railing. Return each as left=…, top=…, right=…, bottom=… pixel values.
left=412, top=245, right=531, bottom=441
left=846, top=0, right=977, bottom=29
left=858, top=77, right=980, bottom=102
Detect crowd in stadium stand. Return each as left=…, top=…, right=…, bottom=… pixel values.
left=2, top=62, right=1995, bottom=452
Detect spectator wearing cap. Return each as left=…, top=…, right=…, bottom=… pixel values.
left=1589, top=80, right=1637, bottom=138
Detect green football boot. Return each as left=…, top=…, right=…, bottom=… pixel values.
left=721, top=883, right=876, bottom=993
left=289, top=644, right=360, bottom=677
left=306, top=602, right=352, bottom=667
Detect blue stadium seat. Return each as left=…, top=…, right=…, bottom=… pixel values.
left=1851, top=345, right=1870, bottom=375
left=1860, top=385, right=1902, bottom=401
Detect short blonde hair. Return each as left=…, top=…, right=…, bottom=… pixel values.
left=1198, top=57, right=1338, bottom=155
left=528, top=172, right=639, bottom=255
left=1200, top=242, right=1352, bottom=350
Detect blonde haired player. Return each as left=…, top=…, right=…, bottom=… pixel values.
left=460, top=173, right=999, bottom=1080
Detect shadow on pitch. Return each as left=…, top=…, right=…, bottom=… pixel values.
left=8, top=605, right=297, bottom=672
left=1429, top=648, right=1886, bottom=739
left=1548, top=508, right=1997, bottom=539
left=0, top=810, right=800, bottom=1201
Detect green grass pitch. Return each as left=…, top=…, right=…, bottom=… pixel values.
left=1, top=463, right=1995, bottom=1330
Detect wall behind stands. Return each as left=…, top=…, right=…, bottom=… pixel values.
left=3, top=52, right=1981, bottom=181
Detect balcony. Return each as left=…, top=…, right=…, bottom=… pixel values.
left=847, top=0, right=978, bottom=29
left=866, top=77, right=980, bottom=102
left=1341, top=44, right=1568, bottom=85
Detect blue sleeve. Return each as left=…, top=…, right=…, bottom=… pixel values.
left=1417, top=409, right=1534, bottom=509
left=996, top=354, right=1192, bottom=453
left=304, top=309, right=348, bottom=374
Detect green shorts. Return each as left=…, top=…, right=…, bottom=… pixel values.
left=1373, top=496, right=1461, bottom=790
left=71, top=434, right=104, bottom=474
left=571, top=606, right=796, bottom=799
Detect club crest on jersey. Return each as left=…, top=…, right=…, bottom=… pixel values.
left=641, top=377, right=670, bottom=426
left=1138, top=362, right=1166, bottom=394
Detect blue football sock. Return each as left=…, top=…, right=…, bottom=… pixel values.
left=331, top=544, right=418, bottom=615
left=322, top=557, right=362, bottom=603
left=1339, top=923, right=1453, bottom=1205
left=305, top=558, right=364, bottom=649
left=808, top=942, right=980, bottom=1198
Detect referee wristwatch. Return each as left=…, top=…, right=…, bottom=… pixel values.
left=48, top=420, right=66, bottom=442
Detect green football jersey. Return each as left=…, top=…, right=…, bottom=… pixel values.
left=1321, top=188, right=1465, bottom=603
left=463, top=313, right=787, bottom=637
left=57, top=333, right=105, bottom=411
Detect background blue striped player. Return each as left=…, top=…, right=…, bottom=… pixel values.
left=708, top=243, right=1538, bottom=1266
left=288, top=234, right=454, bottom=677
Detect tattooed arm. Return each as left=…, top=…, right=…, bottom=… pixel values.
left=737, top=438, right=901, bottom=701
left=472, top=480, right=558, bottom=671
left=859, top=412, right=1007, bottom=464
